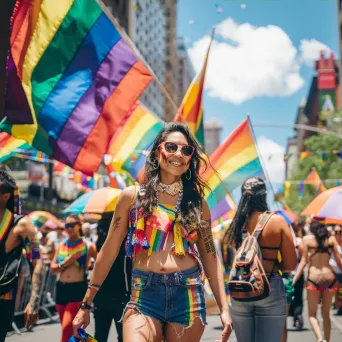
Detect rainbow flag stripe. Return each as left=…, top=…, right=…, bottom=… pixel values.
left=0, top=210, right=14, bottom=243
left=203, top=119, right=265, bottom=221
left=107, top=103, right=163, bottom=180
left=3, top=0, right=152, bottom=175
left=0, top=132, right=31, bottom=163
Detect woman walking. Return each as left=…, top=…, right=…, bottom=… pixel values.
left=73, top=123, right=232, bottom=342
left=224, top=177, right=297, bottom=342
left=293, top=219, right=342, bottom=342
left=51, top=214, right=97, bottom=342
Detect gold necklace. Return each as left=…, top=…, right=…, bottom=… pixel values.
left=157, top=181, right=183, bottom=196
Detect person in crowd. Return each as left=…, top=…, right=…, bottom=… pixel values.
left=293, top=219, right=342, bottom=342
left=92, top=212, right=132, bottom=342
left=49, top=224, right=65, bottom=250
left=82, top=222, right=96, bottom=244
left=72, top=123, right=232, bottom=342
left=51, top=214, right=97, bottom=342
left=39, top=222, right=56, bottom=266
left=224, top=177, right=297, bottom=342
left=0, top=169, right=43, bottom=342
left=289, top=222, right=305, bottom=330
left=329, top=224, right=342, bottom=315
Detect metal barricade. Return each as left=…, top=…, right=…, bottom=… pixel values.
left=12, top=261, right=58, bottom=335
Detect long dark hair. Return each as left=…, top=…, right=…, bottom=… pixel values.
left=137, top=122, right=209, bottom=232
left=224, top=177, right=268, bottom=248
left=310, top=220, right=329, bottom=250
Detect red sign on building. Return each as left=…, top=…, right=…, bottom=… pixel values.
left=318, top=72, right=336, bottom=90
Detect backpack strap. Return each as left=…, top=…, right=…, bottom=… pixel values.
left=252, top=211, right=274, bottom=240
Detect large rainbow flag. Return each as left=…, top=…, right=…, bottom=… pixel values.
left=203, top=119, right=266, bottom=221
left=0, top=132, right=31, bottom=163
left=2, top=0, right=152, bottom=175
left=106, top=103, right=163, bottom=180
left=174, top=31, right=214, bottom=147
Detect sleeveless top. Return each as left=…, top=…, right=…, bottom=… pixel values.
left=57, top=237, right=88, bottom=270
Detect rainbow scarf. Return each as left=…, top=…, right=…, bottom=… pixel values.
left=57, top=238, right=88, bottom=270
left=0, top=209, right=14, bottom=243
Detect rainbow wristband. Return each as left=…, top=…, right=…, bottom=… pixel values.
left=88, top=283, right=101, bottom=291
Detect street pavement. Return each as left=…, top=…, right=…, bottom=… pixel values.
left=6, top=309, right=342, bottom=341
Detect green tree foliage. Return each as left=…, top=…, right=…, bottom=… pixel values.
left=286, top=133, right=342, bottom=213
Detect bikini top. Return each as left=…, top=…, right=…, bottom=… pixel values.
left=125, top=186, right=199, bottom=259
left=57, top=237, right=88, bottom=270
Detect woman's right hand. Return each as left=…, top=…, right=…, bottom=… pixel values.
left=72, top=309, right=90, bottom=338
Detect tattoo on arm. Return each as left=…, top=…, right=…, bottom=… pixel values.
left=199, top=220, right=217, bottom=257
left=113, top=217, right=121, bottom=232
left=30, top=262, right=43, bottom=312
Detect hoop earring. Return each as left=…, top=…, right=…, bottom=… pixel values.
left=186, top=169, right=191, bottom=180
left=152, top=159, right=160, bottom=170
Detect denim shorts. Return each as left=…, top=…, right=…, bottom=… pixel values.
left=230, top=274, right=286, bottom=342
left=122, top=266, right=207, bottom=327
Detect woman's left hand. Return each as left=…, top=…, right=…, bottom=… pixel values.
left=216, top=310, right=233, bottom=342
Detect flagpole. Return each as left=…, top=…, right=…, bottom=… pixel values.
left=247, top=115, right=282, bottom=210
left=97, top=0, right=179, bottom=114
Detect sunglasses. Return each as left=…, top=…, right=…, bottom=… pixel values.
left=64, top=222, right=80, bottom=229
left=160, top=142, right=195, bottom=157
left=335, top=230, right=342, bottom=235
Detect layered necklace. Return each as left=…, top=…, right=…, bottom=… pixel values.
left=156, top=180, right=183, bottom=196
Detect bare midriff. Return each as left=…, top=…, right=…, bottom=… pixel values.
left=133, top=232, right=197, bottom=273
left=59, top=264, right=85, bottom=283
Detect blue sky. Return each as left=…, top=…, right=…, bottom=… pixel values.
left=177, top=0, right=338, bottom=151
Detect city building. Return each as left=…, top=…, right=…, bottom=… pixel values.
left=286, top=52, right=340, bottom=178
left=285, top=99, right=306, bottom=179
left=174, top=37, right=196, bottom=106
left=204, top=119, right=223, bottom=155
left=338, top=0, right=342, bottom=100
left=102, top=0, right=133, bottom=35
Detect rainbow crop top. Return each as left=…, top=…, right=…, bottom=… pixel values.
left=57, top=237, right=88, bottom=270
left=126, top=187, right=199, bottom=259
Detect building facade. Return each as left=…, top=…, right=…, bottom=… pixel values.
left=174, top=37, right=196, bottom=106
left=286, top=52, right=340, bottom=178
left=204, top=119, right=223, bottom=155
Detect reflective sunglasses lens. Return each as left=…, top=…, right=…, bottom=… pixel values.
left=181, top=145, right=194, bottom=157
left=164, top=142, right=178, bottom=153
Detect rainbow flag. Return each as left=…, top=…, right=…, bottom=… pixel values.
left=3, top=0, right=152, bottom=175
left=106, top=103, right=163, bottom=180
left=306, top=167, right=326, bottom=194
left=202, top=119, right=266, bottom=221
left=300, top=151, right=312, bottom=160
left=174, top=30, right=214, bottom=147
left=0, top=132, right=31, bottom=163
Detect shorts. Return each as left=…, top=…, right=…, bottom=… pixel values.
left=55, top=281, right=87, bottom=306
left=121, top=266, right=207, bottom=327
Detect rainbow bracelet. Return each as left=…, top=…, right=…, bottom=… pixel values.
left=88, top=283, right=101, bottom=291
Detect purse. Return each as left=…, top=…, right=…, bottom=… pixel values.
left=0, top=215, right=25, bottom=296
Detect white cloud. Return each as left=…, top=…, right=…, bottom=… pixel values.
left=257, top=136, right=285, bottom=184
left=299, top=39, right=331, bottom=66
left=188, top=18, right=330, bottom=104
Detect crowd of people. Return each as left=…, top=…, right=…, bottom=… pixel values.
left=0, top=123, right=342, bottom=342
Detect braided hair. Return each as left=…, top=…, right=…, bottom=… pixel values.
left=224, top=177, right=268, bottom=249
left=0, top=168, right=21, bottom=214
